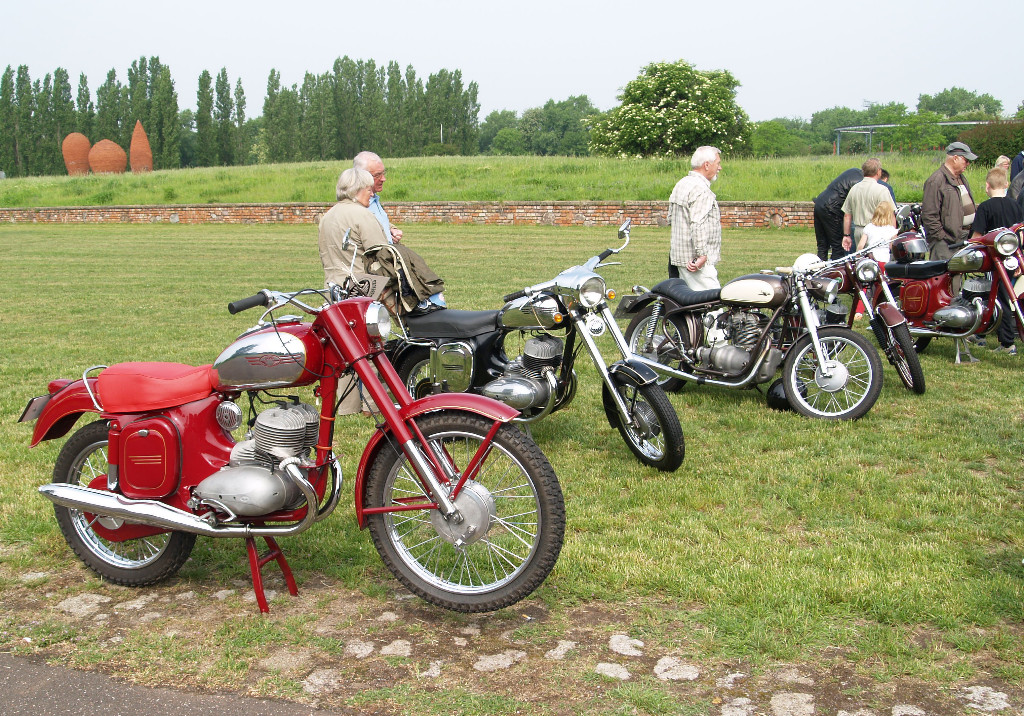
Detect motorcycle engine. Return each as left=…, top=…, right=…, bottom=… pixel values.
left=481, top=334, right=563, bottom=413
left=192, top=402, right=318, bottom=517
left=696, top=310, right=781, bottom=383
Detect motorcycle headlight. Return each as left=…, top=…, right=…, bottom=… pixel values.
left=364, top=301, right=392, bottom=341
left=1004, top=256, right=1020, bottom=273
left=995, top=229, right=1020, bottom=257
left=578, top=276, right=607, bottom=308
left=855, top=258, right=880, bottom=283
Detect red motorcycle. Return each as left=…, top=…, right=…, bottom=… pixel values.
left=812, top=242, right=926, bottom=393
left=20, top=287, right=565, bottom=613
left=881, top=223, right=1024, bottom=362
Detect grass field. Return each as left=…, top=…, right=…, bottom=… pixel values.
left=0, top=152, right=991, bottom=208
left=0, top=222, right=1022, bottom=710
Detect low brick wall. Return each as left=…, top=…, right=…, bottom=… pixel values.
left=0, top=200, right=814, bottom=229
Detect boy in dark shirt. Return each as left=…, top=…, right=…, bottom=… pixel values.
left=971, top=168, right=1024, bottom=354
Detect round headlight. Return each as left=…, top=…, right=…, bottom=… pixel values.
left=364, top=301, right=392, bottom=340
left=994, top=229, right=1020, bottom=257
left=855, top=258, right=880, bottom=283
left=579, top=276, right=607, bottom=308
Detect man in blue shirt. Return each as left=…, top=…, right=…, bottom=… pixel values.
left=353, top=151, right=402, bottom=244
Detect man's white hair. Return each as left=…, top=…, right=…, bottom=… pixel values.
left=690, top=146, right=721, bottom=168
left=353, top=151, right=382, bottom=171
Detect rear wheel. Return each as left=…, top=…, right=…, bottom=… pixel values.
left=365, top=412, right=565, bottom=612
left=396, top=347, right=434, bottom=398
left=781, top=327, right=883, bottom=420
left=52, top=421, right=195, bottom=586
left=602, top=377, right=684, bottom=471
left=624, top=306, right=690, bottom=392
left=913, top=336, right=931, bottom=353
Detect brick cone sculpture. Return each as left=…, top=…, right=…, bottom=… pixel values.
left=129, top=120, right=153, bottom=172
left=88, top=139, right=127, bottom=174
left=62, top=133, right=91, bottom=175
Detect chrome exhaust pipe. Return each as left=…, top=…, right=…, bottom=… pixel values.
left=38, top=458, right=339, bottom=539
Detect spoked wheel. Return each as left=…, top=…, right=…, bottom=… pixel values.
left=601, top=376, right=685, bottom=471
left=52, top=421, right=195, bottom=585
left=396, top=347, right=435, bottom=399
left=870, top=317, right=926, bottom=394
left=624, top=306, right=689, bottom=392
left=781, top=327, right=883, bottom=420
left=365, top=411, right=565, bottom=612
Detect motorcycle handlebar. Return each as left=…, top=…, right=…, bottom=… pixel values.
left=598, top=248, right=615, bottom=262
left=503, top=289, right=528, bottom=302
left=228, top=291, right=270, bottom=314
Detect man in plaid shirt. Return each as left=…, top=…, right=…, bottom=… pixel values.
left=668, top=146, right=723, bottom=290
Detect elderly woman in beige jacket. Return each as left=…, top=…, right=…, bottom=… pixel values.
left=318, top=167, right=390, bottom=287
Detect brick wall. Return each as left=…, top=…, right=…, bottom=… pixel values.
left=0, top=200, right=814, bottom=228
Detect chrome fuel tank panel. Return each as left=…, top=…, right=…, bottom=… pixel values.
left=214, top=329, right=311, bottom=391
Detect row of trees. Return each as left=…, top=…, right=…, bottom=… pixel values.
left=3, top=57, right=1023, bottom=177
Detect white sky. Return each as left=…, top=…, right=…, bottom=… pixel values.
left=3, top=0, right=1021, bottom=123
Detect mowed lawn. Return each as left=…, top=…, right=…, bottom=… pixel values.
left=0, top=221, right=1022, bottom=681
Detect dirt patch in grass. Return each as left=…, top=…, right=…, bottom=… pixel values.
left=1, top=555, right=1022, bottom=715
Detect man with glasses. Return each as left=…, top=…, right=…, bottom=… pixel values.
left=353, top=151, right=403, bottom=244
left=922, top=142, right=977, bottom=260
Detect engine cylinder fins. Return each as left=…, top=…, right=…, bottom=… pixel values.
left=254, top=407, right=309, bottom=459
left=523, top=335, right=564, bottom=374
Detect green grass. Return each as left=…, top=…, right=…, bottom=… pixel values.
left=1, top=222, right=1022, bottom=698
left=0, top=153, right=990, bottom=207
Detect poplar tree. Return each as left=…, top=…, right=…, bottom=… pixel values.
left=0, top=67, right=15, bottom=174
left=75, top=73, right=94, bottom=139
left=214, top=68, right=234, bottom=165
left=195, top=70, right=215, bottom=166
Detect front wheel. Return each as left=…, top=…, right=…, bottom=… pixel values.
left=781, top=327, right=883, bottom=420
left=365, top=412, right=565, bottom=612
left=52, top=421, right=195, bottom=586
left=871, top=318, right=926, bottom=394
left=624, top=305, right=689, bottom=392
left=602, top=377, right=685, bottom=471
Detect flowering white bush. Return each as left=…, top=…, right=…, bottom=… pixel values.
left=587, top=61, right=749, bottom=157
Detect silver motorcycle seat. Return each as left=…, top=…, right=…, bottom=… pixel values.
left=884, top=260, right=948, bottom=280
left=403, top=309, right=501, bottom=338
left=652, top=279, right=721, bottom=307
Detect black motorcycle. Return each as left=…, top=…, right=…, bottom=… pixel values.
left=386, top=220, right=685, bottom=471
left=616, top=254, right=884, bottom=420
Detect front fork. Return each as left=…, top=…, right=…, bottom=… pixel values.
left=796, top=285, right=835, bottom=376
left=573, top=304, right=648, bottom=427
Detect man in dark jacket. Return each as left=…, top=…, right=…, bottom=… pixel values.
left=813, top=168, right=862, bottom=260
left=922, top=142, right=977, bottom=260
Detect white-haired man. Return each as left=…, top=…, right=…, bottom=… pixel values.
left=353, top=151, right=402, bottom=244
left=669, top=146, right=723, bottom=290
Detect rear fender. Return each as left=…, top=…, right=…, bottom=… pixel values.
left=874, top=302, right=908, bottom=329
left=613, top=292, right=658, bottom=319
left=353, top=393, right=519, bottom=528
left=27, top=379, right=101, bottom=447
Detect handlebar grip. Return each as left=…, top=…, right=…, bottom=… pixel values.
left=503, top=290, right=528, bottom=302
left=228, top=291, right=270, bottom=314
left=598, top=248, right=615, bottom=262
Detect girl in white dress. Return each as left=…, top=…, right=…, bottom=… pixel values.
left=853, top=200, right=897, bottom=318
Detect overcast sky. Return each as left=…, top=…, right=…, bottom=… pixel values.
left=4, top=0, right=1022, bottom=125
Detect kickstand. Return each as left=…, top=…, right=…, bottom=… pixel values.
left=954, top=338, right=980, bottom=364
left=244, top=534, right=298, bottom=614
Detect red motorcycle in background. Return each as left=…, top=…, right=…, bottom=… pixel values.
left=20, top=286, right=565, bottom=613
left=880, top=223, right=1024, bottom=362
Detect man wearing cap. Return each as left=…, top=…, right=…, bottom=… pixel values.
left=922, top=142, right=977, bottom=260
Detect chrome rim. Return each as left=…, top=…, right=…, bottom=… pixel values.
left=380, top=428, right=542, bottom=595
left=67, top=438, right=172, bottom=569
left=617, top=384, right=665, bottom=460
left=789, top=335, right=874, bottom=417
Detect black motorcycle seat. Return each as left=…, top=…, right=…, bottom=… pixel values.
left=652, top=279, right=721, bottom=307
left=402, top=309, right=501, bottom=339
left=884, top=260, right=948, bottom=280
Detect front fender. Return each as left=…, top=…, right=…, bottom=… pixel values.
left=353, top=393, right=519, bottom=528
left=27, top=379, right=100, bottom=447
left=874, top=302, right=907, bottom=329
left=608, top=359, right=660, bottom=387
